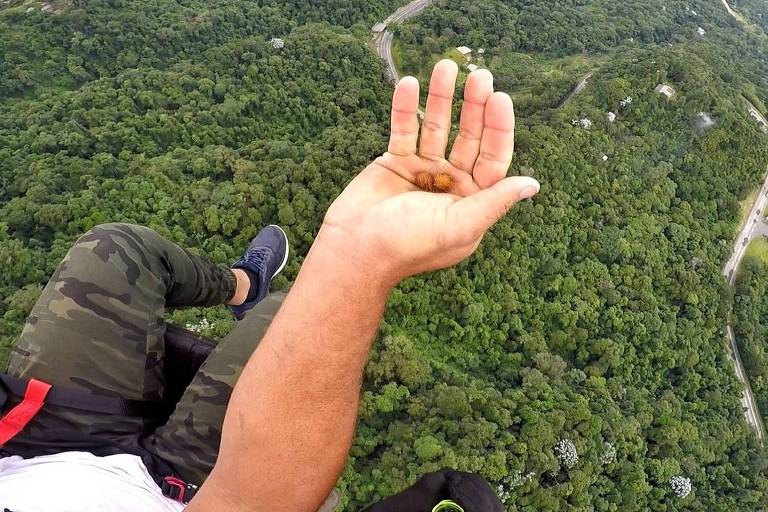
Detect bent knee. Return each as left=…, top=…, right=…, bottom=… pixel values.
left=91, top=222, right=142, bottom=233
left=73, top=223, right=157, bottom=255
left=78, top=223, right=146, bottom=243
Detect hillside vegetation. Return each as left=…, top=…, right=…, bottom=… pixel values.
left=2, top=0, right=768, bottom=510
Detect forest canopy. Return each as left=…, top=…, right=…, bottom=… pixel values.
left=3, top=0, right=768, bottom=510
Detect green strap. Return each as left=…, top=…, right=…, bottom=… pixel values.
left=432, top=500, right=465, bottom=512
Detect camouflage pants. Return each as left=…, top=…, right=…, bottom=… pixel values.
left=5, top=223, right=286, bottom=485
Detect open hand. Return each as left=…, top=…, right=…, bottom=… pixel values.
left=321, top=59, right=540, bottom=284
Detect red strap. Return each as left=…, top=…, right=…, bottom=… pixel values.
left=0, top=379, right=52, bottom=446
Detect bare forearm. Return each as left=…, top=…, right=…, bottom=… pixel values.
left=189, top=60, right=534, bottom=512
left=191, top=230, right=392, bottom=512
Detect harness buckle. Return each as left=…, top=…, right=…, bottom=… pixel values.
left=162, top=476, right=198, bottom=505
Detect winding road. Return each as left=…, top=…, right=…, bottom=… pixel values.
left=373, top=0, right=434, bottom=83
left=723, top=171, right=768, bottom=440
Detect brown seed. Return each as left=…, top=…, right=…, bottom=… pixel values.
left=433, top=172, right=454, bottom=193
left=415, top=172, right=434, bottom=192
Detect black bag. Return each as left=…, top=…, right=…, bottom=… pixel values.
left=362, top=470, right=504, bottom=512
left=158, top=325, right=215, bottom=419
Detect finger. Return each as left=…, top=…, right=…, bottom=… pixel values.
left=448, top=176, right=539, bottom=239
left=388, top=76, right=420, bottom=156
left=419, top=59, right=459, bottom=160
left=448, top=69, right=494, bottom=174
left=473, top=92, right=516, bottom=189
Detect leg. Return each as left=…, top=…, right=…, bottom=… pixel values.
left=144, top=291, right=287, bottom=485
left=4, top=223, right=237, bottom=455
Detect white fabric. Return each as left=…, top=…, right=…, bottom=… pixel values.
left=0, top=451, right=185, bottom=512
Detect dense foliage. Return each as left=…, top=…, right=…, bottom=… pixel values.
left=3, top=0, right=768, bottom=510
left=358, top=0, right=768, bottom=510
left=0, top=0, right=402, bottom=348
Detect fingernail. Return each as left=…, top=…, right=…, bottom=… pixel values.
left=520, top=185, right=539, bottom=200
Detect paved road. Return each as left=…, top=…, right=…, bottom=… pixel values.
left=558, top=72, right=593, bottom=108
left=726, top=325, right=766, bottom=438
left=374, top=0, right=434, bottom=83
left=723, top=180, right=768, bottom=285
left=722, top=171, right=768, bottom=440
left=721, top=0, right=738, bottom=19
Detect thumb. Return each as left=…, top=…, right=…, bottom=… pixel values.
left=449, top=176, right=540, bottom=238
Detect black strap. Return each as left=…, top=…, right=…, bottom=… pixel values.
left=0, top=375, right=166, bottom=418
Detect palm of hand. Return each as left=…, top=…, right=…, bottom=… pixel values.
left=323, top=60, right=539, bottom=280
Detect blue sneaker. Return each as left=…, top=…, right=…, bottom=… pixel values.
left=228, top=225, right=289, bottom=320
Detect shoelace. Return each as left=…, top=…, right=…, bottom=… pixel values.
left=243, top=247, right=271, bottom=269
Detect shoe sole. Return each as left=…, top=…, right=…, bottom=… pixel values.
left=267, top=224, right=290, bottom=279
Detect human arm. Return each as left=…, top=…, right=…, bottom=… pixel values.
left=186, top=60, right=539, bottom=512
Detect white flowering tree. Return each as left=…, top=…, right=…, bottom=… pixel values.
left=555, top=439, right=579, bottom=468
left=571, top=118, right=593, bottom=129
left=496, top=471, right=535, bottom=504
left=670, top=475, right=692, bottom=498
left=600, top=442, right=617, bottom=465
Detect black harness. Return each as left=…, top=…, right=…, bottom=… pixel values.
left=0, top=325, right=215, bottom=505
left=0, top=374, right=166, bottom=417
